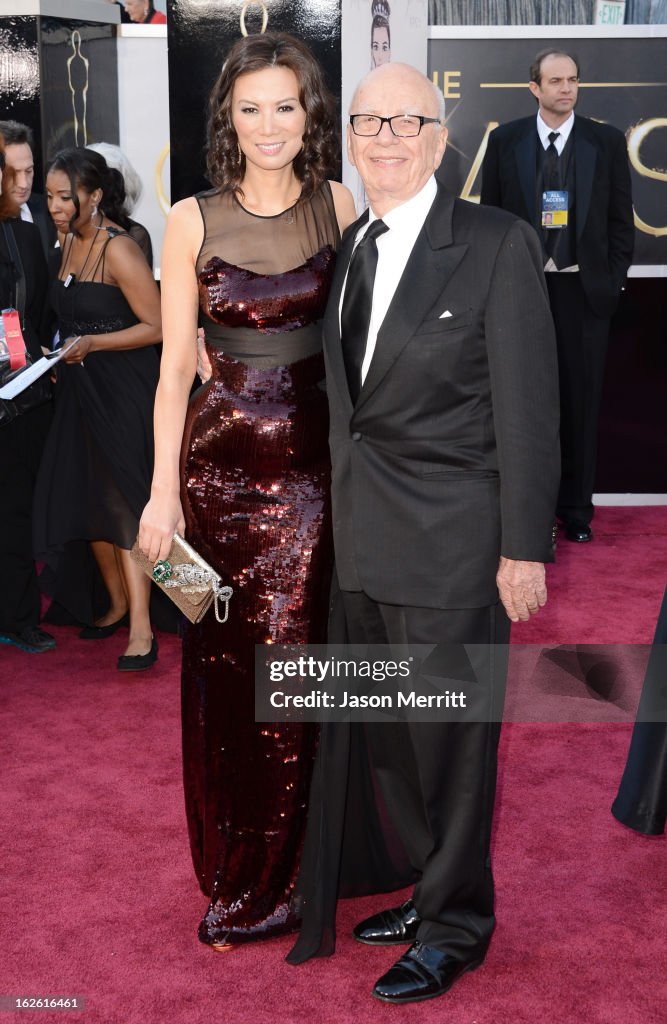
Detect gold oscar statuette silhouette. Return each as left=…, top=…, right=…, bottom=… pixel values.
left=67, top=30, right=90, bottom=147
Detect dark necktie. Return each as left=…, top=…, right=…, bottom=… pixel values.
left=544, top=131, right=562, bottom=259
left=340, top=219, right=389, bottom=403
left=545, top=130, right=561, bottom=187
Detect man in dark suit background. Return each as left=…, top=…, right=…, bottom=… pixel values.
left=0, top=120, right=57, bottom=261
left=0, top=134, right=55, bottom=654
left=290, top=62, right=560, bottom=1004
left=480, top=49, right=634, bottom=542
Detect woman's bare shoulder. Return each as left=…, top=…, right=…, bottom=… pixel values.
left=328, top=180, right=358, bottom=233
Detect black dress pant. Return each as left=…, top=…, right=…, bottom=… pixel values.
left=0, top=404, right=51, bottom=633
left=340, top=590, right=511, bottom=959
left=546, top=273, right=610, bottom=525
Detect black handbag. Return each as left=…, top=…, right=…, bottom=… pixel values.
left=0, top=221, right=52, bottom=426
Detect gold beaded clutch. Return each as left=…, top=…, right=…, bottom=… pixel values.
left=131, top=533, right=233, bottom=624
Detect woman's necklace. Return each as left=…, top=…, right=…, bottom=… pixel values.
left=61, top=212, right=104, bottom=287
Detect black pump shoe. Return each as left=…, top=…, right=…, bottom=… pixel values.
left=117, top=636, right=158, bottom=672
left=79, top=613, right=129, bottom=640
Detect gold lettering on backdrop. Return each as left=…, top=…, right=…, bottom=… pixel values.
left=240, top=0, right=269, bottom=36
left=626, top=118, right=667, bottom=237
left=443, top=72, right=461, bottom=99
left=155, top=143, right=171, bottom=217
left=460, top=122, right=498, bottom=203
left=432, top=71, right=462, bottom=100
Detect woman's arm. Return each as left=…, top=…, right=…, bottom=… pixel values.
left=138, top=197, right=203, bottom=562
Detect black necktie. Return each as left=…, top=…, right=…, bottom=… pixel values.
left=340, top=219, right=389, bottom=403
left=544, top=131, right=562, bottom=259
left=545, top=130, right=561, bottom=187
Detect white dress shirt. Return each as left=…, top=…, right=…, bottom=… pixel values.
left=341, top=176, right=438, bottom=384
left=537, top=111, right=574, bottom=155
left=537, top=112, right=578, bottom=273
left=20, top=202, right=33, bottom=223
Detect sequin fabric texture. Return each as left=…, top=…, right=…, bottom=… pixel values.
left=198, top=248, right=335, bottom=334
left=179, top=185, right=339, bottom=945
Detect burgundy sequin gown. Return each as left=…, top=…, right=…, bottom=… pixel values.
left=180, top=185, right=339, bottom=944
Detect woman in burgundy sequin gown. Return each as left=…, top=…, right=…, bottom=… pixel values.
left=138, top=34, right=356, bottom=945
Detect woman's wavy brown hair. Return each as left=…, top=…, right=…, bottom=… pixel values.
left=0, top=133, right=20, bottom=222
left=206, top=32, right=340, bottom=199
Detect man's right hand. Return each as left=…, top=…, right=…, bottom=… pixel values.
left=496, top=556, right=547, bottom=622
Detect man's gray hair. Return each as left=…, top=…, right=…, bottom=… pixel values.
left=431, top=80, right=445, bottom=123
left=0, top=120, right=34, bottom=150
left=350, top=69, right=446, bottom=122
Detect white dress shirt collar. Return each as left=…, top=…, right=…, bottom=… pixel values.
left=537, top=112, right=574, bottom=155
left=20, top=202, right=34, bottom=223
left=364, top=174, right=438, bottom=237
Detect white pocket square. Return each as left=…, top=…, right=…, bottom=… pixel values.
left=439, top=310, right=453, bottom=319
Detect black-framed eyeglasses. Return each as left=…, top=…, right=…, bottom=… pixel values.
left=350, top=114, right=441, bottom=138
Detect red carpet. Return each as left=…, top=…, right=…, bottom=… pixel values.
left=1, top=507, right=666, bottom=1023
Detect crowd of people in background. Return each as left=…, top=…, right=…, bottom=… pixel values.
left=0, top=122, right=159, bottom=669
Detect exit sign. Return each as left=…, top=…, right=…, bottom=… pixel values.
left=593, top=0, right=626, bottom=23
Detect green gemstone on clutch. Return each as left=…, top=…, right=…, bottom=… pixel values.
left=152, top=559, right=173, bottom=583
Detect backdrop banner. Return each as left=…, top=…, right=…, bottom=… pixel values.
left=342, top=0, right=428, bottom=212
left=167, top=0, right=341, bottom=204
left=428, top=26, right=667, bottom=272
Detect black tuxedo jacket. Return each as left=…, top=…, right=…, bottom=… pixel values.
left=480, top=115, right=634, bottom=318
left=0, top=218, right=49, bottom=359
left=27, top=192, right=58, bottom=263
left=324, top=185, right=560, bottom=610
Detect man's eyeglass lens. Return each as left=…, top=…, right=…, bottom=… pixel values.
left=350, top=115, right=439, bottom=137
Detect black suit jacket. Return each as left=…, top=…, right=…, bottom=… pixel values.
left=0, top=218, right=49, bottom=359
left=27, top=192, right=58, bottom=263
left=480, top=115, right=634, bottom=318
left=324, top=185, right=560, bottom=610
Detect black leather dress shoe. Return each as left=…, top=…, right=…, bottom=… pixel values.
left=353, top=899, right=420, bottom=945
left=79, top=613, right=129, bottom=640
left=117, top=636, right=158, bottom=672
left=372, top=941, right=484, bottom=1004
left=564, top=520, right=593, bottom=543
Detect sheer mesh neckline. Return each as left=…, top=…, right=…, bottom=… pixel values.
left=195, top=182, right=340, bottom=280
left=232, top=191, right=303, bottom=221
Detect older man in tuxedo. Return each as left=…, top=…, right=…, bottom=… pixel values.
left=480, top=50, right=634, bottom=542
left=289, top=63, right=559, bottom=1004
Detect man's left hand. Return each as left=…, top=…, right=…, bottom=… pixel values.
left=496, top=556, right=547, bottom=622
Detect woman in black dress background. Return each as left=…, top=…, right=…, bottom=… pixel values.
left=34, top=148, right=162, bottom=670
left=139, top=33, right=356, bottom=944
